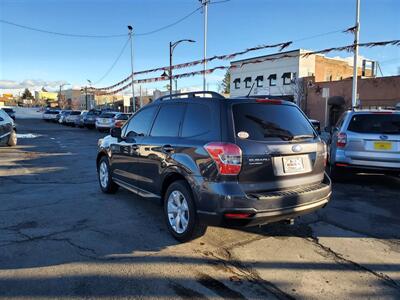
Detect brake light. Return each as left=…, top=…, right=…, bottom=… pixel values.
left=204, top=142, right=242, bottom=175
left=336, top=132, right=347, bottom=148
left=256, top=99, right=282, bottom=104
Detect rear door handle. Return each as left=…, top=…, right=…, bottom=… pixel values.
left=162, top=145, right=174, bottom=153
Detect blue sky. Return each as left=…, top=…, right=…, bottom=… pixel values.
left=0, top=0, right=399, bottom=94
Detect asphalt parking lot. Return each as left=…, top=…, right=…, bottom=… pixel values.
left=0, top=113, right=399, bottom=299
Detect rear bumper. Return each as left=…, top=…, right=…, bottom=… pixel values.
left=196, top=173, right=332, bottom=227
left=334, top=149, right=400, bottom=171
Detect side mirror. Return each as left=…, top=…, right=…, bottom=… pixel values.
left=110, top=127, right=122, bottom=139
left=330, top=127, right=338, bottom=134
left=0, top=117, right=3, bottom=122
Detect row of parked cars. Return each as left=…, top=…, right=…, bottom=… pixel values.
left=42, top=109, right=132, bottom=131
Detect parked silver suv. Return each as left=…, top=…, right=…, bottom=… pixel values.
left=329, top=109, right=400, bottom=178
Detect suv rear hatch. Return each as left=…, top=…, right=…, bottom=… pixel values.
left=231, top=100, right=326, bottom=192
left=344, top=112, right=400, bottom=164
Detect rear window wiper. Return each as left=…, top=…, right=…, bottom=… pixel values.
left=290, top=134, right=315, bottom=141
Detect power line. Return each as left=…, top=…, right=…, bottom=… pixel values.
left=0, top=19, right=127, bottom=38
left=135, top=6, right=202, bottom=36
left=92, top=36, right=131, bottom=85
left=0, top=6, right=202, bottom=38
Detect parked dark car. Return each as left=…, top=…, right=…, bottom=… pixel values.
left=2, top=107, right=16, bottom=120
left=0, top=108, right=17, bottom=146
left=83, top=109, right=101, bottom=128
left=96, top=92, right=331, bottom=242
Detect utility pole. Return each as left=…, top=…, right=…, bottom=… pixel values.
left=200, top=0, right=209, bottom=91
left=128, top=25, right=135, bottom=112
left=351, top=0, right=360, bottom=109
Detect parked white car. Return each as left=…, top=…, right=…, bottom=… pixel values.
left=42, top=110, right=60, bottom=121
left=65, top=111, right=82, bottom=126
left=0, top=108, right=17, bottom=146
left=95, top=112, right=120, bottom=132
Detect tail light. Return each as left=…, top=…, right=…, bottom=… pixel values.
left=256, top=99, right=282, bottom=104
left=323, top=142, right=328, bottom=167
left=336, top=132, right=347, bottom=148
left=204, top=142, right=242, bottom=175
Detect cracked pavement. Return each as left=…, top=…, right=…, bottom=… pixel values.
left=0, top=114, right=399, bottom=299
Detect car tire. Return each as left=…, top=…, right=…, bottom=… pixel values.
left=164, top=180, right=207, bottom=242
left=7, top=130, right=17, bottom=147
left=98, top=156, right=119, bottom=194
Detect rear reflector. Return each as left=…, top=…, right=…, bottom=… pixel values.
left=336, top=163, right=349, bottom=167
left=256, top=99, right=282, bottom=104
left=204, top=142, right=242, bottom=175
left=224, top=213, right=252, bottom=219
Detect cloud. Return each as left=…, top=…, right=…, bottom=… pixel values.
left=0, top=79, right=69, bottom=90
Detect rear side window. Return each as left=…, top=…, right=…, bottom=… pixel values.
left=182, top=103, right=211, bottom=137
left=124, top=106, right=157, bottom=137
left=347, top=113, right=400, bottom=134
left=232, top=103, right=314, bottom=141
left=150, top=104, right=185, bottom=137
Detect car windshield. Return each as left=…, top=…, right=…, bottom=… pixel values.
left=233, top=103, right=315, bottom=141
left=99, top=112, right=116, bottom=118
left=347, top=113, right=400, bottom=134
left=3, top=108, right=14, bottom=113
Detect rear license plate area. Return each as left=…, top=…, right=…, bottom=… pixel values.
left=282, top=156, right=305, bottom=173
left=374, top=141, right=392, bottom=150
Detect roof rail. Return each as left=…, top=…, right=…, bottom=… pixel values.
left=156, top=91, right=225, bottom=101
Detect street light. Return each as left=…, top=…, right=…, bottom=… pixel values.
left=168, top=39, right=195, bottom=97
left=128, top=25, right=135, bottom=113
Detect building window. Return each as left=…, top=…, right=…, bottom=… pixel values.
left=282, top=72, right=293, bottom=85
left=244, top=77, right=252, bottom=88
left=233, top=78, right=241, bottom=89
left=255, top=75, right=263, bottom=87
left=268, top=74, right=277, bottom=86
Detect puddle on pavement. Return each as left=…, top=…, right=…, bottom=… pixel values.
left=16, top=133, right=42, bottom=139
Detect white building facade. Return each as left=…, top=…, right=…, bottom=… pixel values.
left=229, top=49, right=316, bottom=101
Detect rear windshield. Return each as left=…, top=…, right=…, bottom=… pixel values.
left=87, top=110, right=100, bottom=115
left=70, top=111, right=81, bottom=115
left=347, top=113, right=400, bottom=134
left=99, top=113, right=116, bottom=118
left=232, top=103, right=315, bottom=141
left=116, top=114, right=130, bottom=120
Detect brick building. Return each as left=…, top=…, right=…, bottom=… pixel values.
left=305, top=75, right=400, bottom=128
left=229, top=49, right=373, bottom=100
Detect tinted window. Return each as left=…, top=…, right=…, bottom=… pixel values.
left=124, top=106, right=157, bottom=137
left=347, top=113, right=400, bottom=134
left=182, top=103, right=211, bottom=137
left=151, top=104, right=185, bottom=137
left=87, top=110, right=100, bottom=116
left=70, top=111, right=81, bottom=115
left=99, top=112, right=116, bottom=118
left=233, top=103, right=315, bottom=141
left=116, top=114, right=130, bottom=120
